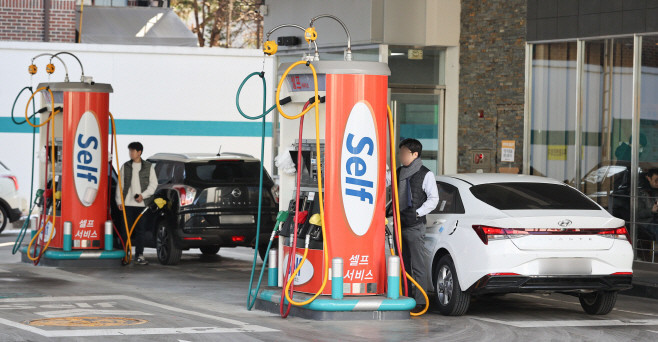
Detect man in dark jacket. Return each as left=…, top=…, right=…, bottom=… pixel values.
left=387, top=138, right=439, bottom=313
left=115, top=142, right=157, bottom=265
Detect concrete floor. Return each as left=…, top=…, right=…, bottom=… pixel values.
left=2, top=229, right=658, bottom=341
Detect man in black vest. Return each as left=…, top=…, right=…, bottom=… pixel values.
left=388, top=138, right=439, bottom=313
left=115, top=142, right=157, bottom=265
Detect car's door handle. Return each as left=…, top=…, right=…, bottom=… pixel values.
left=433, top=219, right=447, bottom=225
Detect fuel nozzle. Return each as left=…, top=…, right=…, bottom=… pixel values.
left=302, top=212, right=318, bottom=247
left=294, top=210, right=309, bottom=236
left=384, top=217, right=394, bottom=248
left=271, top=211, right=289, bottom=239
left=34, top=189, right=44, bottom=206
left=276, top=210, right=289, bottom=228
left=154, top=197, right=167, bottom=209
left=147, top=197, right=167, bottom=212
left=308, top=213, right=323, bottom=241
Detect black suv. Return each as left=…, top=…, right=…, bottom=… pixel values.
left=133, top=153, right=278, bottom=265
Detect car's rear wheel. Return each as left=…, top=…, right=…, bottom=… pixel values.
left=579, top=290, right=617, bottom=315
left=200, top=246, right=220, bottom=255
left=156, top=220, right=182, bottom=265
left=0, top=205, right=8, bottom=234
left=434, top=255, right=471, bottom=316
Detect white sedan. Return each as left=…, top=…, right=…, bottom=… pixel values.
left=421, top=173, right=633, bottom=316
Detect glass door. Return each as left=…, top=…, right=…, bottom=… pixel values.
left=390, top=91, right=444, bottom=175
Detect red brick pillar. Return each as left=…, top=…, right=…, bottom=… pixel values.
left=0, top=0, right=76, bottom=42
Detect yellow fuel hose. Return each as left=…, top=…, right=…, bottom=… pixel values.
left=387, top=105, right=429, bottom=316
left=25, top=87, right=57, bottom=261
left=109, top=112, right=132, bottom=264
left=277, top=60, right=329, bottom=306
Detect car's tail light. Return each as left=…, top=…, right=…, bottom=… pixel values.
left=2, top=175, right=18, bottom=191
left=611, top=272, right=633, bottom=275
left=271, top=185, right=279, bottom=203
left=232, top=236, right=245, bottom=242
left=473, top=225, right=632, bottom=245
left=598, top=226, right=631, bottom=244
left=174, top=185, right=196, bottom=206
left=183, top=237, right=202, bottom=241
left=472, top=225, right=528, bottom=245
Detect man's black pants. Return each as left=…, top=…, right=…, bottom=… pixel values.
left=124, top=206, right=146, bottom=257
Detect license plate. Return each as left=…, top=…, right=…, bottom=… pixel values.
left=538, top=258, right=592, bottom=275
left=219, top=215, right=254, bottom=224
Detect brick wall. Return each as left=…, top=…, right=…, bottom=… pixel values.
left=0, top=0, right=76, bottom=42
left=458, top=0, right=527, bottom=173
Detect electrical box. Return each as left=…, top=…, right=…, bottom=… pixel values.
left=470, top=149, right=493, bottom=173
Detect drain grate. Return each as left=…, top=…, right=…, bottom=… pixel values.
left=27, top=316, right=148, bottom=327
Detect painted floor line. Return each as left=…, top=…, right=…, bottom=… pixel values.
left=512, top=293, right=658, bottom=317
left=41, top=325, right=276, bottom=337
left=0, top=242, right=16, bottom=247
left=471, top=316, right=658, bottom=328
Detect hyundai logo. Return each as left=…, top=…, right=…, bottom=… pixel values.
left=558, top=219, right=572, bottom=227
left=231, top=188, right=242, bottom=198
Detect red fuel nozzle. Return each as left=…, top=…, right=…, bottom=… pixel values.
left=294, top=211, right=309, bottom=224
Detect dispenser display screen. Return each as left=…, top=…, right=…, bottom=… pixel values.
left=286, top=74, right=326, bottom=92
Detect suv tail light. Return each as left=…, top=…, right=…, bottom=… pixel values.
left=174, top=185, right=196, bottom=206
left=271, top=185, right=279, bottom=203
left=2, top=175, right=18, bottom=191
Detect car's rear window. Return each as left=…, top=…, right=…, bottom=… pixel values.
left=185, top=160, right=264, bottom=184
left=469, top=182, right=601, bottom=210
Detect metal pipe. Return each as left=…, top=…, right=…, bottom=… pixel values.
left=309, top=14, right=352, bottom=61
left=50, top=52, right=85, bottom=80
left=630, top=34, right=643, bottom=254
left=31, top=53, right=70, bottom=82
left=265, top=24, right=319, bottom=55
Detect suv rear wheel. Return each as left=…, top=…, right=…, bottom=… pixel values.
left=156, top=220, right=182, bottom=265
